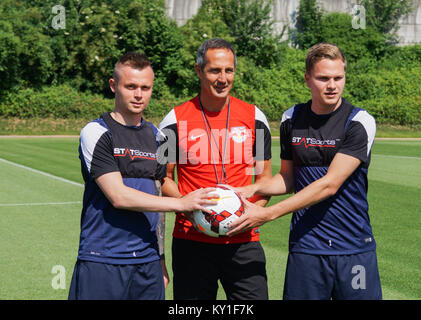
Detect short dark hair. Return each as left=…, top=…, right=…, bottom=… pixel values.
left=196, top=38, right=237, bottom=70
left=113, top=52, right=152, bottom=83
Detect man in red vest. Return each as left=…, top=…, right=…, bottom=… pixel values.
left=159, top=38, right=273, bottom=300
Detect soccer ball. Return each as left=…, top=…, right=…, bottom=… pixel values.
left=193, top=185, right=244, bottom=237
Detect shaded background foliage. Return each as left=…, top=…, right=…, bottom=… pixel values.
left=0, top=0, right=420, bottom=127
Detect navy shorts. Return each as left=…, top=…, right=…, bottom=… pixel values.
left=68, top=259, right=164, bottom=300
left=283, top=251, right=382, bottom=300
left=172, top=238, right=268, bottom=300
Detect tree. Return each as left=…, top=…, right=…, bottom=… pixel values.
left=357, top=0, right=413, bottom=42
left=0, top=0, right=55, bottom=93
left=213, top=0, right=284, bottom=66
left=184, top=0, right=284, bottom=67
left=62, top=0, right=184, bottom=96
left=0, top=0, right=184, bottom=96
left=318, top=13, right=387, bottom=62
left=291, top=0, right=324, bottom=49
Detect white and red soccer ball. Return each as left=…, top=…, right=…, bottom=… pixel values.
left=193, top=185, right=244, bottom=237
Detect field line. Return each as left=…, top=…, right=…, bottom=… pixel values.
left=0, top=157, right=83, bottom=188
left=372, top=154, right=421, bottom=160
left=0, top=201, right=82, bottom=207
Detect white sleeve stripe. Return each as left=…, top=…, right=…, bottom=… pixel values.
left=80, top=122, right=108, bottom=173
left=159, top=109, right=177, bottom=130
left=254, top=105, right=271, bottom=132
left=156, top=127, right=167, bottom=142
left=351, top=110, right=376, bottom=156
left=281, top=105, right=296, bottom=126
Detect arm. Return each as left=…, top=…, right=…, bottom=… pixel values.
left=155, top=180, right=169, bottom=288
left=247, top=107, right=273, bottom=207
left=95, top=171, right=214, bottom=213
left=161, top=163, right=182, bottom=198
left=227, top=153, right=361, bottom=235
left=256, top=159, right=294, bottom=197
left=237, top=159, right=294, bottom=199
left=161, top=163, right=199, bottom=226
left=249, top=159, right=273, bottom=207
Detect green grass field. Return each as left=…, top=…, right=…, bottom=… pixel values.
left=0, top=137, right=420, bottom=300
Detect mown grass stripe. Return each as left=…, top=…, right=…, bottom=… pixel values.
left=0, top=157, right=83, bottom=188
left=0, top=201, right=82, bottom=207
left=372, top=154, right=421, bottom=160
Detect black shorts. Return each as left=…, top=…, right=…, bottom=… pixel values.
left=68, top=259, right=164, bottom=300
left=283, top=251, right=382, bottom=300
left=172, top=238, right=268, bottom=300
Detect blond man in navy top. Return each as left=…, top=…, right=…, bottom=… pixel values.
left=229, top=43, right=382, bottom=300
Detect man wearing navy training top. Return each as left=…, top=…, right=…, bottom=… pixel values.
left=228, top=43, right=382, bottom=300
left=68, top=52, right=214, bottom=300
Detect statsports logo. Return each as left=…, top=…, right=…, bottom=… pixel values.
left=113, top=148, right=157, bottom=160
left=292, top=137, right=337, bottom=149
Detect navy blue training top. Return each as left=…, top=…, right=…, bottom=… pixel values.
left=77, top=112, right=166, bottom=264
left=280, top=99, right=377, bottom=255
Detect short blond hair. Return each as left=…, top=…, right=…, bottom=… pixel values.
left=305, top=43, right=347, bottom=74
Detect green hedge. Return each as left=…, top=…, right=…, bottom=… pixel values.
left=0, top=85, right=113, bottom=119
left=1, top=55, right=420, bottom=127
left=345, top=64, right=421, bottom=126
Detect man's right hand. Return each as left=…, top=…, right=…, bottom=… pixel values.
left=177, top=187, right=217, bottom=214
